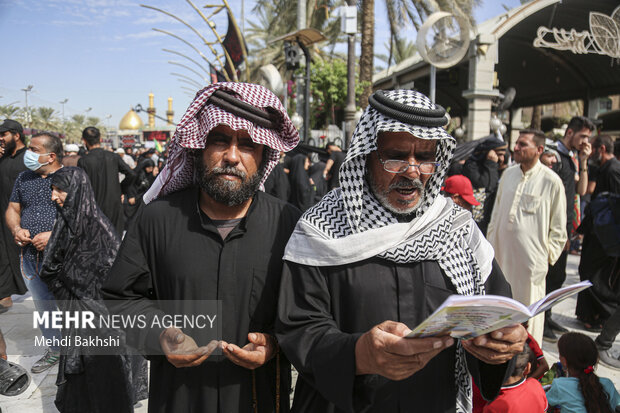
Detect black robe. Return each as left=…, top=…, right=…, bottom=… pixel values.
left=78, top=148, right=135, bottom=233
left=327, top=151, right=346, bottom=190
left=0, top=147, right=27, bottom=297
left=276, top=259, right=514, bottom=413
left=576, top=157, right=620, bottom=320
left=124, top=159, right=156, bottom=220
left=288, top=155, right=314, bottom=212
left=264, top=163, right=291, bottom=202
left=102, top=188, right=300, bottom=413
left=40, top=167, right=145, bottom=413
left=309, top=162, right=328, bottom=204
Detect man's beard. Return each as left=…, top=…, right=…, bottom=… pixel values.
left=368, top=175, right=425, bottom=217
left=196, top=160, right=264, bottom=207
left=3, top=137, right=16, bottom=155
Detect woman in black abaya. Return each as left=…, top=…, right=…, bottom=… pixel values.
left=41, top=167, right=147, bottom=413
left=288, top=154, right=314, bottom=212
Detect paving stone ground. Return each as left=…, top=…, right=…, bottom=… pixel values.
left=0, top=254, right=617, bottom=412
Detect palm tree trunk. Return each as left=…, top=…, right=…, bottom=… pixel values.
left=530, top=105, right=542, bottom=130
left=359, top=0, right=374, bottom=109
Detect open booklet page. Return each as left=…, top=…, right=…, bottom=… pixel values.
left=407, top=280, right=591, bottom=339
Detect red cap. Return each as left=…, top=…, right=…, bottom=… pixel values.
left=443, top=175, right=480, bottom=206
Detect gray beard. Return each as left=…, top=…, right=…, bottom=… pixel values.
left=196, top=162, right=263, bottom=207
left=368, top=175, right=425, bottom=217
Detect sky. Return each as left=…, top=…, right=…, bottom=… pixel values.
left=0, top=0, right=521, bottom=130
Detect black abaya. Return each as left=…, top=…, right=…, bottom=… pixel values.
left=41, top=167, right=146, bottom=413
left=288, top=154, right=314, bottom=212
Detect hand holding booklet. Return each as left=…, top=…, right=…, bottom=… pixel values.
left=407, top=281, right=592, bottom=339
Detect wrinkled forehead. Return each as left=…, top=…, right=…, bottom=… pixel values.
left=376, top=131, right=438, bottom=153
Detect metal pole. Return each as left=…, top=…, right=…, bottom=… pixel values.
left=344, top=0, right=357, bottom=148
left=21, top=85, right=33, bottom=127
left=297, top=0, right=306, bottom=125
left=297, top=0, right=306, bottom=31
left=430, top=65, right=436, bottom=104
left=298, top=40, right=311, bottom=144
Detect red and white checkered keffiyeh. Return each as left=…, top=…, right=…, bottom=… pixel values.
left=144, top=82, right=300, bottom=204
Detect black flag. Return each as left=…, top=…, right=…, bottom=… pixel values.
left=222, top=10, right=246, bottom=79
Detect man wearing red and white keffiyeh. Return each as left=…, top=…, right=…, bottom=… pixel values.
left=145, top=82, right=299, bottom=204
left=103, top=82, right=301, bottom=413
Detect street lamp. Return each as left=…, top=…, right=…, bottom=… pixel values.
left=21, top=85, right=33, bottom=126
left=271, top=29, right=326, bottom=143
left=59, top=99, right=68, bottom=121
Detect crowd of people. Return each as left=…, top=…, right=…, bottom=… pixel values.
left=0, top=82, right=618, bottom=413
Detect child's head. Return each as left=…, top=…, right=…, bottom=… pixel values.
left=557, top=332, right=597, bottom=372
left=508, top=345, right=532, bottom=379
left=557, top=332, right=614, bottom=413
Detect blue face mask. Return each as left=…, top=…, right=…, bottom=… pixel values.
left=23, top=150, right=50, bottom=171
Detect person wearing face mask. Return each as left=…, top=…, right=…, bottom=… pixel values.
left=5, top=132, right=63, bottom=374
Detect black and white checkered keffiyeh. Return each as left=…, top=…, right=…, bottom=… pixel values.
left=284, top=90, right=494, bottom=413
left=144, top=82, right=299, bottom=204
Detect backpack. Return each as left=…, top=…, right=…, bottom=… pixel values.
left=590, top=192, right=620, bottom=257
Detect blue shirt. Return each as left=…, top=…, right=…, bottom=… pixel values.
left=9, top=170, right=57, bottom=261
left=546, top=376, right=620, bottom=413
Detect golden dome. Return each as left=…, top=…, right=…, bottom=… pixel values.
left=119, top=108, right=144, bottom=130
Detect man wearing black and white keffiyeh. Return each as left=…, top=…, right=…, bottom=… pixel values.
left=276, top=89, right=528, bottom=413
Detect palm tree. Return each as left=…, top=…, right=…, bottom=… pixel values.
left=0, top=105, right=21, bottom=120
left=358, top=0, right=479, bottom=108
left=32, top=107, right=59, bottom=132
left=375, top=37, right=417, bottom=70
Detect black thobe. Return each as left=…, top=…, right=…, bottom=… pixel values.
left=554, top=149, right=577, bottom=238
left=462, top=158, right=500, bottom=235
left=328, top=151, right=346, bottom=190
left=577, top=157, right=620, bottom=320
left=264, top=164, right=291, bottom=202
left=102, top=188, right=300, bottom=413
left=78, top=148, right=135, bottom=233
left=288, top=155, right=314, bottom=212
left=0, top=147, right=27, bottom=297
left=277, top=259, right=514, bottom=413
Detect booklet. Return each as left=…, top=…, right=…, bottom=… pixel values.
left=406, top=280, right=592, bottom=339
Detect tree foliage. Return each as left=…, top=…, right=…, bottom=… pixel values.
left=246, top=0, right=345, bottom=84
left=0, top=105, right=105, bottom=143
left=307, top=58, right=367, bottom=129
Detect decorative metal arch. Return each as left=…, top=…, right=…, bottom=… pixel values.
left=141, top=0, right=248, bottom=85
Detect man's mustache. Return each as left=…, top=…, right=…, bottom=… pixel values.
left=210, top=166, right=247, bottom=179
left=389, top=178, right=424, bottom=191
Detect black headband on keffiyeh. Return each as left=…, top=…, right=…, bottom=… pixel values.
left=144, top=82, right=300, bottom=204
left=284, top=89, right=495, bottom=413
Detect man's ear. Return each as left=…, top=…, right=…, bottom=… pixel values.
left=523, top=362, right=531, bottom=377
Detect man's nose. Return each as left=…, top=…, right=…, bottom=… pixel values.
left=401, top=161, right=421, bottom=179
left=223, top=144, right=240, bottom=164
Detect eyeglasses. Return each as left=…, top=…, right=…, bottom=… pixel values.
left=378, top=155, right=440, bottom=175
